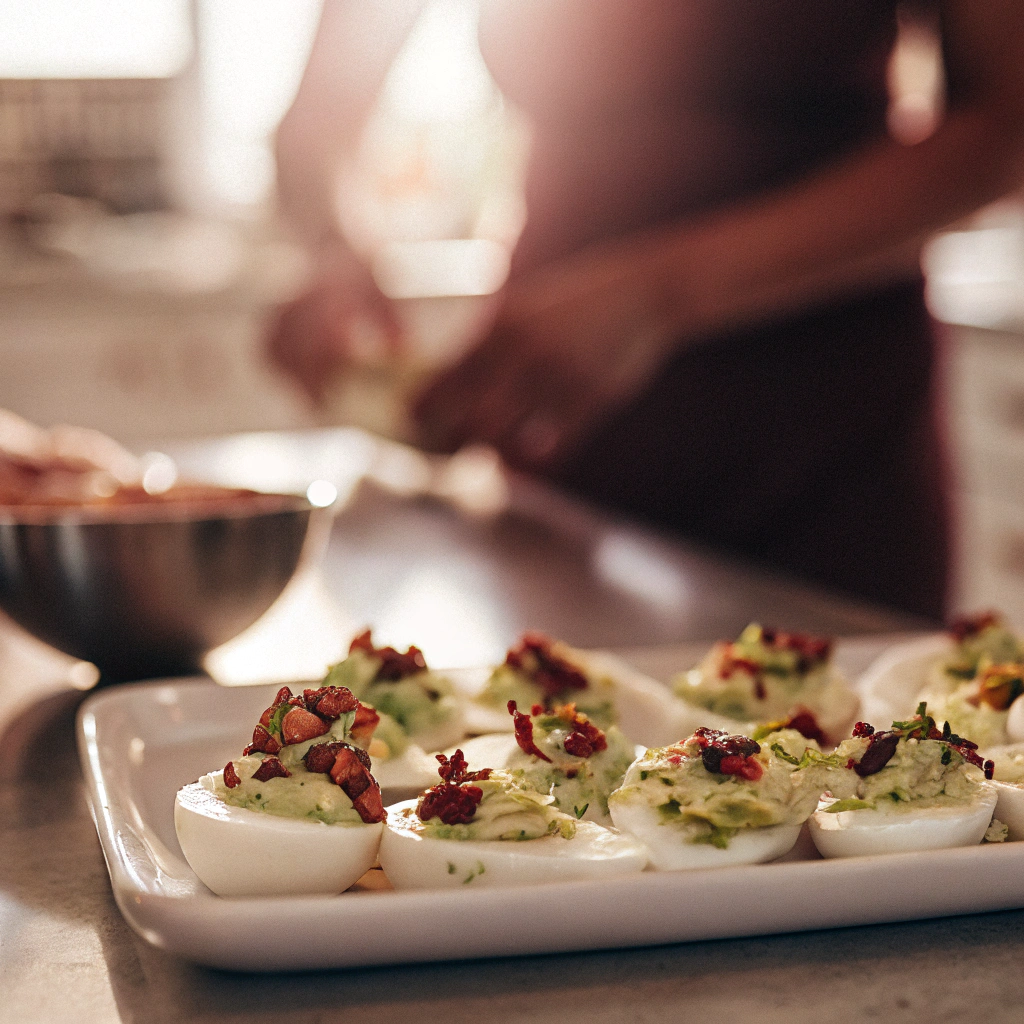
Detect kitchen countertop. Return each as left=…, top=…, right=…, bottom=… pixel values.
left=2, top=428, right=1022, bottom=1024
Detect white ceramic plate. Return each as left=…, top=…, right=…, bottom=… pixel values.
left=77, top=638, right=1024, bottom=972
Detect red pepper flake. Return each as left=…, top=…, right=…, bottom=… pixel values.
left=251, top=757, right=291, bottom=782
left=349, top=628, right=427, bottom=681
left=949, top=611, right=1001, bottom=644
left=852, top=721, right=876, bottom=738
left=508, top=700, right=552, bottom=762
left=223, top=761, right=241, bottom=788
left=504, top=632, right=589, bottom=704
left=417, top=749, right=493, bottom=826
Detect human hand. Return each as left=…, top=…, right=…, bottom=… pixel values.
left=412, top=238, right=679, bottom=469
left=266, top=241, right=404, bottom=405
left=0, top=409, right=140, bottom=504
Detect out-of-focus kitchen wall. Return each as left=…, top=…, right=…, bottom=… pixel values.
left=0, top=0, right=322, bottom=444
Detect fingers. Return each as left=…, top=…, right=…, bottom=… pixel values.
left=265, top=280, right=404, bottom=407
left=413, top=335, right=596, bottom=471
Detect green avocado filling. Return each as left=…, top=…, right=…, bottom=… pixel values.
left=506, top=712, right=635, bottom=822
left=830, top=727, right=986, bottom=811
left=209, top=748, right=363, bottom=825
left=416, top=770, right=577, bottom=841
left=609, top=728, right=834, bottom=847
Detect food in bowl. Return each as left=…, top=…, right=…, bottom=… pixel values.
left=0, top=412, right=331, bottom=679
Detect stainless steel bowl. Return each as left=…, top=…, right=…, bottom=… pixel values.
left=0, top=493, right=332, bottom=681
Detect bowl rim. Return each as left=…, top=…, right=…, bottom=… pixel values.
left=0, top=489, right=323, bottom=526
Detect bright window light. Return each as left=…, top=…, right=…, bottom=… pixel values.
left=0, top=0, right=191, bottom=79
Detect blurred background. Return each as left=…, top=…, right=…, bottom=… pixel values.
left=1, top=0, right=1024, bottom=628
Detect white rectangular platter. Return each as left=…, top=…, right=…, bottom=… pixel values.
left=77, top=639, right=1024, bottom=972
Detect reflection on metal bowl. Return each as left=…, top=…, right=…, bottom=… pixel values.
left=0, top=491, right=333, bottom=682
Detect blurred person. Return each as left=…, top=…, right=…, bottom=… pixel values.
left=268, top=0, right=1024, bottom=621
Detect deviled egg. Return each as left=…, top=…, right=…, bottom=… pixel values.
left=456, top=700, right=636, bottom=824
left=672, top=624, right=858, bottom=744
left=472, top=631, right=688, bottom=746
left=861, top=613, right=1024, bottom=751
left=174, top=683, right=386, bottom=897
left=918, top=615, right=1024, bottom=749
left=378, top=749, right=648, bottom=889
left=608, top=726, right=836, bottom=869
left=808, top=703, right=998, bottom=859
left=324, top=629, right=467, bottom=752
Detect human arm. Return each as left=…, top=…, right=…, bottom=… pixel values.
left=414, top=0, right=1024, bottom=466
left=269, top=0, right=424, bottom=400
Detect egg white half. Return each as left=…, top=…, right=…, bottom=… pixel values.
left=174, top=776, right=383, bottom=897
left=608, top=801, right=801, bottom=870
left=808, top=785, right=998, bottom=859
left=991, top=780, right=1024, bottom=840
left=371, top=743, right=442, bottom=804
left=378, top=798, right=648, bottom=889
left=857, top=634, right=954, bottom=726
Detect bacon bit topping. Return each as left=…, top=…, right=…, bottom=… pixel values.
left=251, top=757, right=291, bottom=782
left=969, top=664, right=1024, bottom=711
left=258, top=686, right=294, bottom=730
left=329, top=745, right=386, bottom=823
left=555, top=703, right=608, bottom=758
left=281, top=707, right=330, bottom=746
left=690, top=728, right=763, bottom=779
left=349, top=628, right=427, bottom=681
left=417, top=749, right=493, bottom=826
left=949, top=611, right=1001, bottom=644
left=245, top=683, right=363, bottom=754
left=303, top=685, right=358, bottom=720
left=243, top=723, right=282, bottom=756
left=349, top=701, right=381, bottom=747
left=509, top=699, right=553, bottom=761
left=304, top=741, right=345, bottom=775
left=223, top=761, right=241, bottom=788
left=504, top=631, right=589, bottom=703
